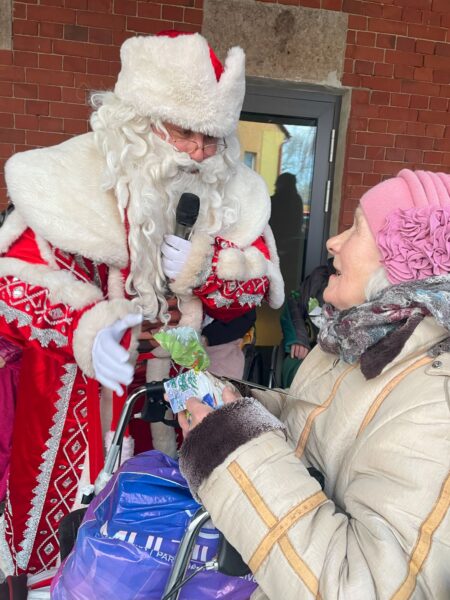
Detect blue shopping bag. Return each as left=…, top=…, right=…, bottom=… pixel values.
left=51, top=450, right=256, bottom=599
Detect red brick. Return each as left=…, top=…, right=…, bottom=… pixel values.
left=370, top=91, right=390, bottom=105
left=74, top=72, right=116, bottom=90
left=402, top=7, right=422, bottom=24
left=347, top=158, right=374, bottom=172
left=0, top=113, right=14, bottom=128
left=391, top=93, right=410, bottom=107
left=39, top=22, right=64, bottom=37
left=13, top=20, right=39, bottom=36
left=87, top=0, right=112, bottom=11
left=50, top=102, right=90, bottom=119
left=356, top=31, right=376, bottom=46
left=64, top=118, right=89, bottom=134
left=355, top=60, right=374, bottom=75
left=77, top=11, right=126, bottom=29
left=368, top=119, right=388, bottom=132
left=14, top=82, right=38, bottom=98
left=162, top=5, right=183, bottom=20
left=385, top=49, right=423, bottom=66
left=435, top=138, right=450, bottom=151
left=349, top=116, right=368, bottom=130
left=422, top=10, right=442, bottom=26
left=26, top=130, right=69, bottom=146
left=404, top=148, right=423, bottom=163
left=433, top=0, right=450, bottom=13
left=376, top=33, right=396, bottom=49
left=14, top=36, right=52, bottom=53
left=433, top=70, right=450, bottom=83
left=426, top=123, right=445, bottom=137
left=352, top=89, right=370, bottom=104
left=27, top=68, right=74, bottom=86
left=137, top=2, right=161, bottom=18
left=112, top=30, right=129, bottom=46
left=13, top=51, right=38, bottom=67
left=347, top=172, right=363, bottom=185
left=368, top=18, right=407, bottom=35
left=26, top=99, right=49, bottom=116
left=353, top=45, right=385, bottom=62
left=343, top=0, right=382, bottom=16
left=350, top=101, right=379, bottom=118
left=27, top=5, right=76, bottom=23
left=61, top=87, right=89, bottom=103
left=346, top=30, right=356, bottom=45
left=0, top=98, right=25, bottom=114
left=356, top=131, right=394, bottom=146
left=423, top=151, right=443, bottom=163
left=0, top=51, right=13, bottom=66
left=87, top=59, right=113, bottom=75
left=435, top=42, right=450, bottom=56
left=366, top=146, right=385, bottom=159
left=41, top=0, right=64, bottom=6
left=408, top=23, right=446, bottom=41
left=0, top=82, right=13, bottom=95
left=348, top=144, right=365, bottom=158
left=398, top=0, right=432, bottom=9
left=374, top=63, right=394, bottom=77
left=424, top=54, right=450, bottom=69
left=402, top=79, right=440, bottom=95
left=382, top=4, right=403, bottom=20
left=396, top=134, right=434, bottom=149
left=53, top=40, right=101, bottom=58
left=38, top=54, right=63, bottom=70
left=39, top=116, right=64, bottom=132
left=0, top=66, right=25, bottom=82
left=126, top=17, right=173, bottom=34
left=38, top=85, right=62, bottom=101
left=362, top=173, right=383, bottom=187
left=323, top=0, right=341, bottom=10
left=63, top=55, right=87, bottom=73
left=373, top=159, right=408, bottom=174
left=152, top=0, right=193, bottom=5
left=360, top=74, right=402, bottom=92
left=13, top=3, right=26, bottom=18
left=414, top=67, right=434, bottom=81
left=348, top=14, right=367, bottom=30
left=89, top=28, right=113, bottom=44
left=416, top=39, right=436, bottom=54
left=393, top=64, right=415, bottom=79
left=406, top=121, right=426, bottom=135
left=429, top=96, right=449, bottom=110
left=114, top=0, right=136, bottom=15
left=184, top=7, right=202, bottom=24
left=0, top=129, right=25, bottom=144
left=385, top=147, right=406, bottom=161
left=379, top=105, right=419, bottom=121
left=64, top=24, right=89, bottom=41
left=0, top=144, right=16, bottom=159
left=410, top=94, right=429, bottom=108
left=396, top=37, right=415, bottom=52
left=99, top=45, right=120, bottom=62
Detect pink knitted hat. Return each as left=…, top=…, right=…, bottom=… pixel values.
left=360, top=169, right=450, bottom=283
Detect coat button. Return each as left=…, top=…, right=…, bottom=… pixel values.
left=432, top=360, right=442, bottom=368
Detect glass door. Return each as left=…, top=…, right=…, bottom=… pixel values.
left=240, top=80, right=341, bottom=347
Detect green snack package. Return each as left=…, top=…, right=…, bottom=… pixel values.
left=154, top=326, right=210, bottom=371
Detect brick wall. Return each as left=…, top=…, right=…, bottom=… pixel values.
left=1, top=0, right=450, bottom=231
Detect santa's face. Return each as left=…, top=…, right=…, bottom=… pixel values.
left=152, top=122, right=227, bottom=165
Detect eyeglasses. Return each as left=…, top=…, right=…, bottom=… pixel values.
left=165, top=127, right=227, bottom=157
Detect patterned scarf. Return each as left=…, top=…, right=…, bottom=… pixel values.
left=318, top=275, right=450, bottom=379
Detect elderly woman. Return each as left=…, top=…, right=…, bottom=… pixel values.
left=178, top=169, right=450, bottom=600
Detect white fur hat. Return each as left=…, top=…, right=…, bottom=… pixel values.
left=114, top=32, right=246, bottom=138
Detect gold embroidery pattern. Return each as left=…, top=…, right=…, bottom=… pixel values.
left=228, top=461, right=326, bottom=598
left=391, top=472, right=450, bottom=600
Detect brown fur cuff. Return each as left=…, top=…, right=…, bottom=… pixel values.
left=179, top=397, right=286, bottom=499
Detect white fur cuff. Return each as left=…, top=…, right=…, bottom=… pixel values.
left=216, top=246, right=268, bottom=281
left=73, top=299, right=138, bottom=378
left=170, top=233, right=214, bottom=296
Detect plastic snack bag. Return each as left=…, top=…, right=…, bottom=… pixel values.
left=154, top=326, right=210, bottom=371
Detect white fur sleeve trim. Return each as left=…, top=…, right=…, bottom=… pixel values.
left=263, top=225, right=285, bottom=309
left=0, top=257, right=103, bottom=309
left=216, top=246, right=268, bottom=281
left=170, top=233, right=214, bottom=296
left=73, top=299, right=138, bottom=378
left=0, top=210, right=27, bottom=254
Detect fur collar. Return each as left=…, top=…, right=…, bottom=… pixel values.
left=4, top=133, right=271, bottom=264
left=4, top=133, right=129, bottom=268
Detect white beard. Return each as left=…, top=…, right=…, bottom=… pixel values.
left=121, top=133, right=240, bottom=320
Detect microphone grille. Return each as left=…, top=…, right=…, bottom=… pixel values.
left=176, top=193, right=200, bottom=227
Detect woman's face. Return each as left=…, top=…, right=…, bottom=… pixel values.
left=323, top=208, right=381, bottom=310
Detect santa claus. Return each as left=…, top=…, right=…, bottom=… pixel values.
left=0, top=31, right=284, bottom=576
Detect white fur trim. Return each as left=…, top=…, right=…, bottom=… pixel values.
left=104, top=430, right=135, bottom=464
left=115, top=34, right=245, bottom=138
left=170, top=233, right=214, bottom=296
left=107, top=267, right=125, bottom=300
left=34, top=233, right=58, bottom=269
left=178, top=296, right=203, bottom=332
left=216, top=245, right=267, bottom=281
left=0, top=257, right=103, bottom=309
left=0, top=210, right=27, bottom=254
left=73, top=299, right=137, bottom=378
left=222, top=163, right=271, bottom=247
left=4, top=134, right=129, bottom=268
left=263, top=225, right=285, bottom=309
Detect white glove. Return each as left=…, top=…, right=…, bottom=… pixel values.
left=161, top=234, right=192, bottom=280
left=92, top=313, right=143, bottom=396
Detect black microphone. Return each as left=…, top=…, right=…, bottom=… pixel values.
left=174, top=193, right=200, bottom=239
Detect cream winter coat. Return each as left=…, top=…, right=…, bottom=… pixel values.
left=180, top=316, right=450, bottom=599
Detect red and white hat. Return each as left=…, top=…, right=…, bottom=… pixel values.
left=114, top=31, right=245, bottom=138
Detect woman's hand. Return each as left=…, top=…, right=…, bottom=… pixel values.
left=290, top=343, right=310, bottom=360
left=178, top=387, right=240, bottom=437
